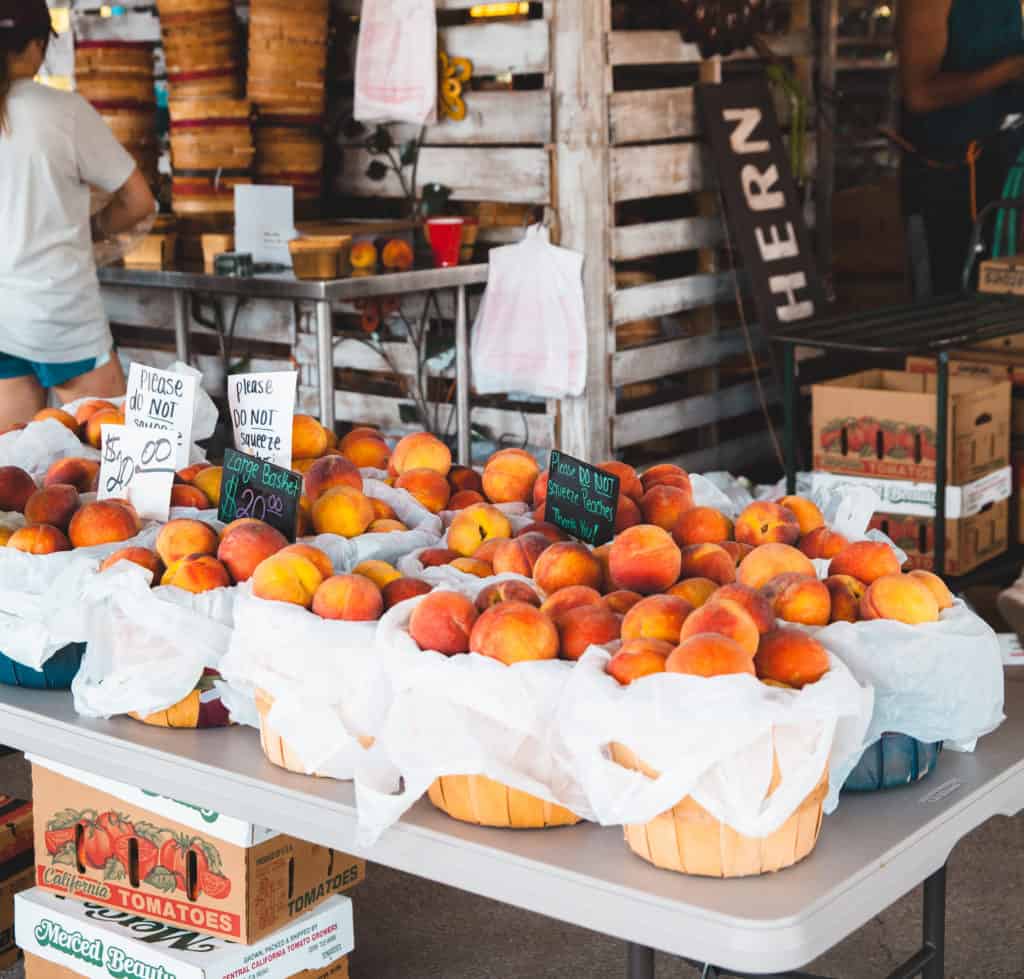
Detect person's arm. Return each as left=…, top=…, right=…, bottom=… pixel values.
left=899, top=0, right=1024, bottom=114
left=91, top=169, right=156, bottom=239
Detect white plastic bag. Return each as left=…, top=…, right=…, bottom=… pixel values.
left=0, top=419, right=97, bottom=480
left=353, top=0, right=437, bottom=125
left=470, top=226, right=587, bottom=398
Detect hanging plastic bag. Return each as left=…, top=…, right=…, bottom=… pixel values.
left=470, top=226, right=587, bottom=398
left=353, top=0, right=438, bottom=125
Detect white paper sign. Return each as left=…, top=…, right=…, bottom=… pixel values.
left=228, top=371, right=297, bottom=469
left=98, top=424, right=175, bottom=522
left=234, top=185, right=296, bottom=266
left=124, top=363, right=196, bottom=469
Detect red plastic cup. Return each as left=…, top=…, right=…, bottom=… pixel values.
left=426, top=217, right=465, bottom=268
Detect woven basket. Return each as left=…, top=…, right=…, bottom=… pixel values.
left=428, top=774, right=581, bottom=829
left=290, top=236, right=352, bottom=279
left=168, top=97, right=253, bottom=171
left=172, top=176, right=251, bottom=217
left=75, top=41, right=153, bottom=78
left=76, top=76, right=155, bottom=105
left=131, top=688, right=231, bottom=729
left=99, top=106, right=157, bottom=145
left=610, top=742, right=826, bottom=877
left=256, top=132, right=324, bottom=173
left=156, top=0, right=234, bottom=15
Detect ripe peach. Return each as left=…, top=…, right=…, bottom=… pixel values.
left=252, top=551, right=325, bottom=608
left=370, top=498, right=397, bottom=521
left=532, top=470, right=550, bottom=508
left=8, top=524, right=71, bottom=554
left=641, top=464, right=692, bottom=495
left=598, top=461, right=643, bottom=502
left=103, top=499, right=141, bottom=532
left=755, top=629, right=830, bottom=688
left=449, top=490, right=486, bottom=510
left=312, top=574, right=384, bottom=621
left=368, top=519, right=407, bottom=533
left=720, top=541, right=754, bottom=565
left=312, top=486, right=375, bottom=538
left=667, top=634, right=756, bottom=678
left=540, top=585, right=604, bottom=623
left=448, top=503, right=513, bottom=557
left=860, top=574, right=940, bottom=625
left=24, top=484, right=80, bottom=531
left=448, top=465, right=484, bottom=496
left=470, top=600, right=560, bottom=664
left=735, top=501, right=800, bottom=548
left=673, top=507, right=733, bottom=547
left=799, top=527, right=850, bottom=561
left=621, top=595, right=693, bottom=645
left=0, top=527, right=12, bottom=546
left=711, top=583, right=775, bottom=633
left=0, top=466, right=36, bottom=512
left=278, top=543, right=333, bottom=580
left=84, top=408, right=125, bottom=449
left=340, top=431, right=391, bottom=470
left=607, top=638, right=673, bottom=684
left=100, top=547, right=163, bottom=578
left=395, top=468, right=451, bottom=514
left=44, top=458, right=99, bottom=493
left=33, top=407, right=78, bottom=433
left=292, top=459, right=317, bottom=475
left=640, top=485, right=694, bottom=531
left=409, top=590, right=478, bottom=654
left=534, top=541, right=604, bottom=595
left=170, top=484, right=211, bottom=510
left=175, top=463, right=211, bottom=484
left=74, top=398, right=117, bottom=429
left=558, top=604, right=621, bottom=661
left=340, top=426, right=380, bottom=453
left=392, top=432, right=452, bottom=477
left=677, top=543, right=736, bottom=586
left=668, top=577, right=718, bottom=608
left=217, top=522, right=287, bottom=582
left=473, top=538, right=505, bottom=565
left=68, top=501, right=139, bottom=549
left=154, top=518, right=219, bottom=568
left=679, top=600, right=760, bottom=656
left=420, top=547, right=460, bottom=568
left=162, top=555, right=232, bottom=594
left=825, top=574, right=865, bottom=623
left=604, top=590, right=644, bottom=615
left=476, top=579, right=542, bottom=611
left=761, top=573, right=831, bottom=627
left=222, top=518, right=262, bottom=536
left=192, top=467, right=223, bottom=507
left=614, top=495, right=643, bottom=533
left=353, top=560, right=402, bottom=589
left=737, top=543, right=815, bottom=590
left=908, top=570, right=954, bottom=610
left=292, top=414, right=330, bottom=459
left=382, top=577, right=432, bottom=610
left=829, top=541, right=901, bottom=584
left=482, top=448, right=540, bottom=505
left=449, top=557, right=494, bottom=578
left=609, top=525, right=682, bottom=595
left=304, top=456, right=362, bottom=502
left=779, top=495, right=825, bottom=535
left=491, top=532, right=552, bottom=577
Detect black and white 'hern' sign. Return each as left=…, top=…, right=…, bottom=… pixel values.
left=696, top=79, right=825, bottom=332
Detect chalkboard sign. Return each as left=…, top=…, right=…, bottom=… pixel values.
left=218, top=448, right=302, bottom=542
left=543, top=450, right=620, bottom=546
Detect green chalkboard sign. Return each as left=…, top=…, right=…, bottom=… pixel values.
left=543, top=450, right=620, bottom=546
left=218, top=448, right=302, bottom=542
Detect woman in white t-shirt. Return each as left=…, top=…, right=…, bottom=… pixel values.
left=0, top=0, right=156, bottom=429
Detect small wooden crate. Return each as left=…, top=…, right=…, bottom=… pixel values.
left=428, top=774, right=581, bottom=829
left=290, top=235, right=353, bottom=280
left=124, top=231, right=178, bottom=269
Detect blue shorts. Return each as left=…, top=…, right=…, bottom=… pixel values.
left=0, top=350, right=111, bottom=388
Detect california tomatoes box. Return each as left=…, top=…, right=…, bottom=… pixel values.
left=16, top=889, right=352, bottom=979
left=812, top=369, right=1011, bottom=485
left=29, top=761, right=364, bottom=943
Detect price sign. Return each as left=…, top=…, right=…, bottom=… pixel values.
left=228, top=371, right=297, bottom=470
left=98, top=424, right=175, bottom=522
left=124, top=363, right=197, bottom=470
left=218, top=448, right=302, bottom=542
left=543, top=450, right=620, bottom=546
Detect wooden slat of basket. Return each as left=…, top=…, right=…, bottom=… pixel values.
left=430, top=774, right=580, bottom=828
left=168, top=96, right=250, bottom=122
left=77, top=77, right=155, bottom=104
left=76, top=49, right=154, bottom=77
left=156, top=0, right=234, bottom=15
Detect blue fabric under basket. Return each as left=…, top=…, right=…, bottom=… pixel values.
left=843, top=732, right=942, bottom=792
left=0, top=643, right=86, bottom=690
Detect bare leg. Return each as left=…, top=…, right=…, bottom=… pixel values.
left=0, top=375, right=46, bottom=430
left=54, top=353, right=126, bottom=405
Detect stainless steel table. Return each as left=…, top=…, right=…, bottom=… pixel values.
left=98, top=265, right=490, bottom=464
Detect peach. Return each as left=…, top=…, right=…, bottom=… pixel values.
left=829, top=541, right=901, bottom=584
left=640, top=464, right=692, bottom=495
left=291, top=458, right=317, bottom=475
left=341, top=431, right=391, bottom=470
left=420, top=547, right=460, bottom=568
left=222, top=518, right=262, bottom=536
left=24, top=484, right=80, bottom=531
left=312, top=486, right=374, bottom=538
left=368, top=519, right=407, bottom=533
left=720, top=541, right=754, bottom=565
left=448, top=503, right=513, bottom=557
left=621, top=594, right=693, bottom=645
left=168, top=484, right=208, bottom=510
left=409, top=590, right=478, bottom=655
left=217, top=522, right=287, bottom=582
left=278, top=543, right=333, bottom=580
left=68, top=501, right=139, bottom=549
left=353, top=560, right=402, bottom=589
left=668, top=577, right=718, bottom=608
left=449, top=490, right=486, bottom=510
left=74, top=398, right=117, bottom=428
left=370, top=498, right=397, bottom=521
left=339, top=426, right=380, bottom=453
left=540, top=585, right=604, bottom=623
left=449, top=557, right=493, bottom=578
left=473, top=538, right=505, bottom=565
left=0, top=466, right=36, bottom=512
left=860, top=574, right=940, bottom=625
left=735, top=501, right=800, bottom=548
left=908, top=570, right=954, bottom=611
left=84, top=408, right=125, bottom=449
left=799, top=527, right=850, bottom=561
left=666, top=634, right=756, bottom=678
left=532, top=470, right=550, bottom=508
left=779, top=495, right=825, bottom=535
left=0, top=527, right=12, bottom=546
left=469, top=600, right=559, bottom=665
left=677, top=543, right=736, bottom=586
left=251, top=551, right=325, bottom=608
left=154, top=518, right=219, bottom=567
left=33, top=407, right=78, bottom=433
left=604, top=590, right=644, bottom=615
left=737, top=543, right=815, bottom=590
left=382, top=577, right=432, bottom=610
left=614, top=496, right=643, bottom=533
left=448, top=465, right=484, bottom=496
left=761, top=573, right=830, bottom=627
left=711, top=583, right=775, bottom=633
left=755, top=629, right=830, bottom=688
left=609, top=525, right=681, bottom=595
left=312, top=574, right=384, bottom=621
left=175, top=463, right=211, bottom=485
left=534, top=541, right=604, bottom=595
left=103, top=499, right=141, bottom=532
left=673, top=507, right=733, bottom=547
left=679, top=600, right=760, bottom=656
left=192, top=467, right=223, bottom=508
left=100, top=547, right=163, bottom=578
left=392, top=432, right=451, bottom=477
left=594, top=541, right=614, bottom=593
left=491, top=532, right=552, bottom=577
left=476, top=579, right=542, bottom=612
left=304, top=456, right=362, bottom=501
left=640, top=485, right=694, bottom=531
left=598, top=461, right=643, bottom=502
left=292, top=414, right=330, bottom=459
left=825, top=574, right=865, bottom=624
left=162, top=555, right=232, bottom=594
left=558, top=604, right=621, bottom=661
left=482, top=448, right=540, bottom=505
left=8, top=524, right=71, bottom=554
left=296, top=494, right=310, bottom=538
left=607, top=638, right=673, bottom=685
left=44, top=458, right=99, bottom=493
left=395, top=468, right=451, bottom=513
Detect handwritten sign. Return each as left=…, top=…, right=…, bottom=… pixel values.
left=98, top=424, right=175, bottom=522
left=124, top=363, right=196, bottom=470
left=228, top=371, right=297, bottom=470
left=218, top=448, right=302, bottom=542
left=543, top=450, right=619, bottom=546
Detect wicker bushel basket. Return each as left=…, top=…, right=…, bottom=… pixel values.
left=172, top=175, right=251, bottom=217
left=76, top=76, right=156, bottom=106
left=156, top=0, right=234, bottom=15
left=610, top=742, right=827, bottom=877
left=131, top=671, right=231, bottom=729
left=428, top=775, right=581, bottom=829
left=75, top=41, right=154, bottom=77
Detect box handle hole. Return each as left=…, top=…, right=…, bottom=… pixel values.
left=128, top=837, right=140, bottom=888
left=187, top=849, right=199, bottom=902
left=74, top=823, right=85, bottom=874
left=975, top=412, right=992, bottom=427
left=919, top=522, right=928, bottom=554
left=327, top=848, right=335, bottom=878
left=875, top=430, right=884, bottom=459
left=287, top=856, right=295, bottom=900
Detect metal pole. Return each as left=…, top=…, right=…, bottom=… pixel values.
left=816, top=0, right=839, bottom=279
left=315, top=300, right=336, bottom=432
left=172, top=290, right=191, bottom=365
left=454, top=284, right=471, bottom=466
left=626, top=942, right=655, bottom=979
left=783, top=343, right=797, bottom=495
left=922, top=866, right=947, bottom=979
left=934, top=353, right=949, bottom=576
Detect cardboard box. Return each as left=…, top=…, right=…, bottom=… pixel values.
left=812, top=369, right=1011, bottom=484
left=30, top=762, right=364, bottom=943
left=17, top=889, right=352, bottom=979
left=978, top=257, right=1024, bottom=296
left=0, top=797, right=36, bottom=968
left=24, top=959, right=349, bottom=979
left=0, top=864, right=34, bottom=970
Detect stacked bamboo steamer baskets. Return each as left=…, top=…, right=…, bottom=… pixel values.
left=156, top=0, right=243, bottom=98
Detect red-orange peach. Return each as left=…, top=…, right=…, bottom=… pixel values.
left=33, top=408, right=78, bottom=433
left=641, top=464, right=692, bottom=495
left=779, top=495, right=825, bottom=535
left=448, top=465, right=484, bottom=496
left=604, top=590, right=644, bottom=615
left=0, top=466, right=35, bottom=512
left=370, top=498, right=397, bottom=521
left=720, top=541, right=755, bottom=565
left=472, top=538, right=505, bottom=565
left=341, top=432, right=391, bottom=470
left=755, top=629, right=830, bottom=688
left=799, top=527, right=850, bottom=561
left=409, top=590, right=478, bottom=654
left=598, top=461, right=643, bottom=502
left=292, top=414, right=330, bottom=460
left=175, top=463, right=211, bottom=484
left=908, top=570, right=954, bottom=610
left=74, top=399, right=117, bottom=429
left=154, top=518, right=219, bottom=567
left=761, top=573, right=831, bottom=627
left=825, top=574, right=865, bottom=623
left=368, top=519, right=407, bottom=533
left=679, top=600, right=760, bottom=656
left=640, top=485, right=695, bottom=531
left=68, top=501, right=139, bottom=549
left=860, top=574, right=940, bottom=625
left=421, top=547, right=461, bottom=568
left=482, top=448, right=540, bottom=505
left=170, top=484, right=211, bottom=510
left=677, top=543, right=736, bottom=586
left=353, top=560, right=402, bottom=589
left=609, top=525, right=682, bottom=595
left=711, top=583, right=775, bottom=633
left=392, top=432, right=452, bottom=477
left=531, top=470, right=550, bottom=508
left=607, top=638, right=672, bottom=684
left=312, top=574, right=384, bottom=621
left=735, top=501, right=800, bottom=548
left=44, top=458, right=99, bottom=493
left=470, top=600, right=560, bottom=664
left=448, top=503, right=513, bottom=557
left=621, top=594, right=693, bottom=644
left=737, top=543, right=816, bottom=590
left=217, top=522, right=287, bottom=582
left=829, top=541, right=901, bottom=584
left=192, top=467, right=223, bottom=507
left=84, top=408, right=125, bottom=449
left=8, top=524, right=70, bottom=554
left=615, top=495, right=643, bottom=533
left=540, top=585, right=604, bottom=623
left=673, top=507, right=733, bottom=547
left=304, top=456, right=362, bottom=501
left=449, top=557, right=493, bottom=578
left=667, top=577, right=718, bottom=608
left=100, top=547, right=163, bottom=578
left=312, top=486, right=375, bottom=538
left=558, top=604, right=621, bottom=661
left=161, top=555, right=232, bottom=593
left=24, top=484, right=79, bottom=531
left=491, top=532, right=552, bottom=577
left=449, top=490, right=486, bottom=510
left=252, top=551, right=325, bottom=608
left=476, top=579, right=542, bottom=612
left=534, top=541, right=604, bottom=595
left=382, top=577, right=433, bottom=610
left=395, top=468, right=451, bottom=514
left=278, top=543, right=333, bottom=580
left=667, top=634, right=755, bottom=678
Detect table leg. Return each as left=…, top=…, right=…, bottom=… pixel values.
left=172, top=290, right=191, bottom=365
left=626, top=942, right=654, bottom=979
left=922, top=865, right=946, bottom=979
left=315, top=300, right=336, bottom=433
left=454, top=284, right=471, bottom=466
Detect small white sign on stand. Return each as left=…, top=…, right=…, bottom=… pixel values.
left=228, top=370, right=298, bottom=470
left=234, top=185, right=296, bottom=266
left=98, top=424, right=175, bottom=522
left=124, top=362, right=196, bottom=470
